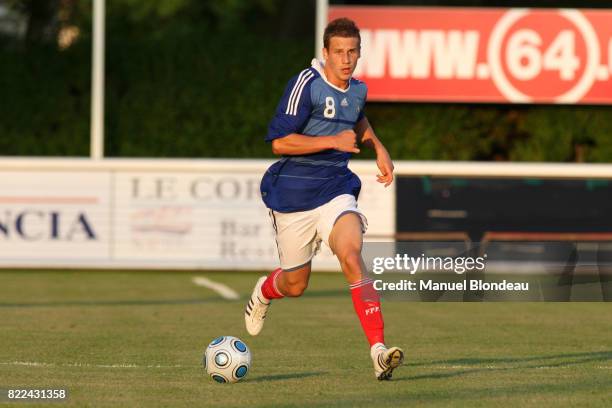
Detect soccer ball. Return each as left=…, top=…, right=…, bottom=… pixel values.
left=203, top=336, right=251, bottom=383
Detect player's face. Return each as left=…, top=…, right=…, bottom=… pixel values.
left=323, top=36, right=360, bottom=88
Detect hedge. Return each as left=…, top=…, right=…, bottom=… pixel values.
left=1, top=24, right=611, bottom=162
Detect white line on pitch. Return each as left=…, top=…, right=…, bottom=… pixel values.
left=0, top=361, right=194, bottom=369
left=3, top=361, right=609, bottom=371
left=192, top=276, right=240, bottom=300
left=424, top=365, right=612, bottom=370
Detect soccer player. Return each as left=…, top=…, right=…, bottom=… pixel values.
left=245, top=18, right=403, bottom=380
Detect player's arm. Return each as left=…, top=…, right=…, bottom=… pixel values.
left=271, top=131, right=360, bottom=155
left=355, top=116, right=395, bottom=187
left=267, top=71, right=359, bottom=156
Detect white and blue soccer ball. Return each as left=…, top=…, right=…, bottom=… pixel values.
left=203, top=336, right=251, bottom=383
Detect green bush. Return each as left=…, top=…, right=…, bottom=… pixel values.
left=1, top=23, right=611, bottom=162
left=0, top=42, right=90, bottom=156
left=104, top=25, right=310, bottom=158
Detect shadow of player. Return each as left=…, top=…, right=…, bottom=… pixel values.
left=249, top=371, right=327, bottom=382
left=396, top=350, right=612, bottom=381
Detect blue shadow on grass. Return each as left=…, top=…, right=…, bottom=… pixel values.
left=301, top=289, right=346, bottom=298
left=0, top=289, right=347, bottom=308
left=0, top=298, right=224, bottom=308
left=249, top=371, right=327, bottom=382
left=413, top=350, right=612, bottom=367
left=397, top=350, right=612, bottom=382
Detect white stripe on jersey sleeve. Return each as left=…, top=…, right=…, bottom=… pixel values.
left=285, top=69, right=309, bottom=115
left=289, top=71, right=314, bottom=116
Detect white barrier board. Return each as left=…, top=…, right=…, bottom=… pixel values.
left=0, top=160, right=394, bottom=270
left=0, top=171, right=111, bottom=264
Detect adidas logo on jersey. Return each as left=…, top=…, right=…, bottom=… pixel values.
left=341, top=97, right=349, bottom=107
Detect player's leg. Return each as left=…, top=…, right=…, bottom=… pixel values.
left=245, top=263, right=312, bottom=336
left=328, top=211, right=366, bottom=284
left=245, top=209, right=317, bottom=336
left=275, top=263, right=312, bottom=297
left=259, top=262, right=312, bottom=300
left=324, top=196, right=404, bottom=380
left=328, top=212, right=386, bottom=347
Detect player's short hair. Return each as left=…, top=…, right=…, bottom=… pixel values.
left=323, top=18, right=361, bottom=49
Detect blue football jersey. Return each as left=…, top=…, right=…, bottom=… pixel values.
left=261, top=59, right=367, bottom=213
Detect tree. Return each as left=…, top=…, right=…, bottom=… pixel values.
left=4, top=0, right=62, bottom=45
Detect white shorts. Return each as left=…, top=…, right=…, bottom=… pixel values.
left=269, top=194, right=368, bottom=271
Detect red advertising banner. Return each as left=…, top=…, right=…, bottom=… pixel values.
left=328, top=6, right=612, bottom=104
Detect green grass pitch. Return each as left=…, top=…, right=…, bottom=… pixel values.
left=0, top=270, right=611, bottom=407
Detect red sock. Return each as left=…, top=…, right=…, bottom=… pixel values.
left=350, top=278, right=385, bottom=346
left=261, top=268, right=285, bottom=300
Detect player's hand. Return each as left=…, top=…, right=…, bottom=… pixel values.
left=333, top=129, right=360, bottom=153
left=376, top=149, right=394, bottom=187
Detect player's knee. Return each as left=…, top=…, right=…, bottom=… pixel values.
left=339, top=250, right=362, bottom=274
left=284, top=280, right=308, bottom=297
